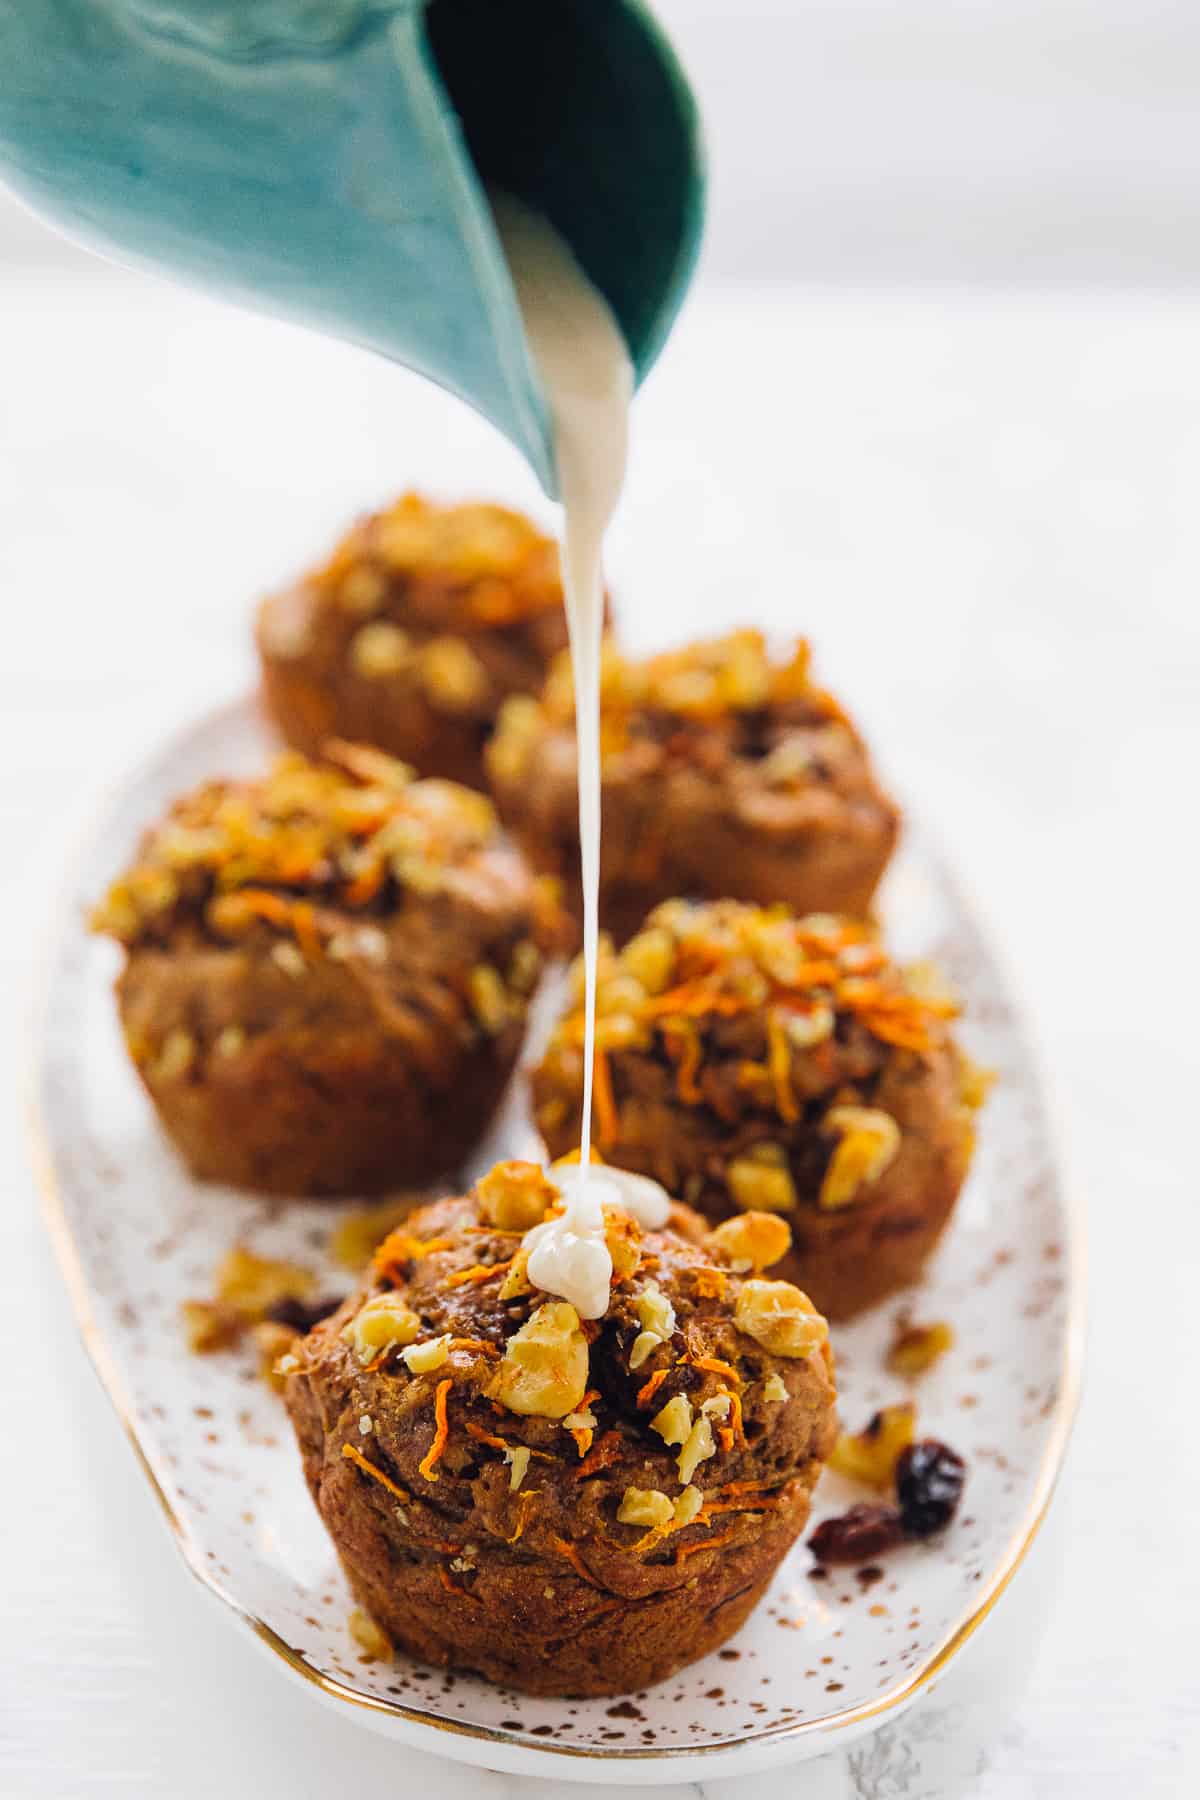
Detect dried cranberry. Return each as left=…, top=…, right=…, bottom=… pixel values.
left=808, top=1503, right=905, bottom=1564
left=895, top=1440, right=966, bottom=1537
left=264, top=1294, right=345, bottom=1333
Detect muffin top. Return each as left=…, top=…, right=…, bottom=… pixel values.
left=91, top=742, right=559, bottom=957
left=488, top=630, right=874, bottom=800
left=288, top=1160, right=837, bottom=1578
left=309, top=492, right=562, bottom=627
left=258, top=493, right=566, bottom=698
left=535, top=900, right=983, bottom=1209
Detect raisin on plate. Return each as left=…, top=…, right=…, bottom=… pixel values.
left=896, top=1439, right=967, bottom=1536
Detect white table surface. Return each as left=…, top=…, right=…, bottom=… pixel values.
left=1, top=268, right=1196, bottom=1798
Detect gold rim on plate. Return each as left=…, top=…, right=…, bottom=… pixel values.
left=25, top=693, right=1087, bottom=1768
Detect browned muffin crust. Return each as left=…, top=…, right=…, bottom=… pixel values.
left=283, top=1167, right=837, bottom=1695
left=91, top=745, right=560, bottom=1195
left=257, top=494, right=575, bottom=789
left=486, top=632, right=899, bottom=942
left=532, top=902, right=989, bottom=1320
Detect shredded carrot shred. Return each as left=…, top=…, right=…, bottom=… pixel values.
left=445, top=1258, right=514, bottom=1287
left=697, top=1498, right=777, bottom=1521
left=592, top=1045, right=618, bottom=1147
left=691, top=1267, right=727, bottom=1301
left=371, top=1230, right=452, bottom=1276
left=418, top=1378, right=453, bottom=1482
left=642, top=986, right=745, bottom=1020
left=290, top=899, right=322, bottom=960
left=727, top=1389, right=747, bottom=1449
left=718, top=1426, right=735, bottom=1454
left=766, top=1013, right=798, bottom=1122
left=664, top=1023, right=702, bottom=1104
left=636, top=1368, right=669, bottom=1408
left=465, top=1422, right=552, bottom=1462
left=570, top=1427, right=594, bottom=1460
left=504, top=1488, right=541, bottom=1543
left=687, top=1354, right=742, bottom=1386
left=341, top=1442, right=409, bottom=1503
left=343, top=859, right=384, bottom=907
left=675, top=1528, right=738, bottom=1564
left=720, top=1478, right=782, bottom=1496
left=437, top=1566, right=475, bottom=1600
left=448, top=1336, right=500, bottom=1357
left=550, top=1535, right=604, bottom=1589
left=574, top=1430, right=625, bottom=1480
left=774, top=960, right=841, bottom=991
left=464, top=1422, right=508, bottom=1452
left=230, top=888, right=294, bottom=927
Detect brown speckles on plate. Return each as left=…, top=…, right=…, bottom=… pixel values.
left=33, top=706, right=1079, bottom=1774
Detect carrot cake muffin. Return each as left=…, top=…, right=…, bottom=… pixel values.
left=91, top=743, right=560, bottom=1195
left=486, top=630, right=899, bottom=942
left=532, top=901, right=988, bottom=1319
left=257, top=493, right=576, bottom=789
left=283, top=1158, right=837, bottom=1695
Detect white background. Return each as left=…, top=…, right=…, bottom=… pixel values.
left=2, top=4, right=1198, bottom=1796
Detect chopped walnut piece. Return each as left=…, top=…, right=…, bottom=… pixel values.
left=620, top=926, right=675, bottom=996
left=151, top=1028, right=194, bottom=1082
left=762, top=1373, right=789, bottom=1403
left=183, top=1245, right=316, bottom=1354
left=348, top=1608, right=393, bottom=1661
left=270, top=940, right=306, bottom=978
left=215, top=1246, right=315, bottom=1319
left=886, top=1318, right=955, bottom=1378
left=504, top=1445, right=532, bottom=1491
left=677, top=1414, right=717, bottom=1485
left=618, top=1487, right=675, bottom=1528
left=344, top=1295, right=422, bottom=1365
left=468, top=964, right=511, bottom=1035
left=818, top=1106, right=900, bottom=1209
left=180, top=1299, right=244, bottom=1354
left=401, top=1334, right=452, bottom=1374
left=338, top=566, right=385, bottom=615
left=706, top=1211, right=792, bottom=1273
left=476, top=1160, right=557, bottom=1231
left=604, top=1206, right=643, bottom=1280
left=650, top=1393, right=694, bottom=1447
left=420, top=636, right=488, bottom=709
left=673, top=1484, right=704, bottom=1527
left=727, top=1144, right=796, bottom=1215
left=634, top=1282, right=675, bottom=1340
left=497, top=1248, right=534, bottom=1302
left=487, top=1303, right=589, bottom=1419
left=628, top=1331, right=662, bottom=1372
left=829, top=1405, right=916, bottom=1490
left=350, top=620, right=412, bottom=678
left=734, top=1279, right=828, bottom=1360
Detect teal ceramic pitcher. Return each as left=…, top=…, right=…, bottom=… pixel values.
left=0, top=1, right=704, bottom=494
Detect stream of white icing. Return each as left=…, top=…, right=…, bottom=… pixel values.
left=492, top=195, right=668, bottom=1318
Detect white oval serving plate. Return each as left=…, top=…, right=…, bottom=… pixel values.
left=30, top=696, right=1082, bottom=1785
